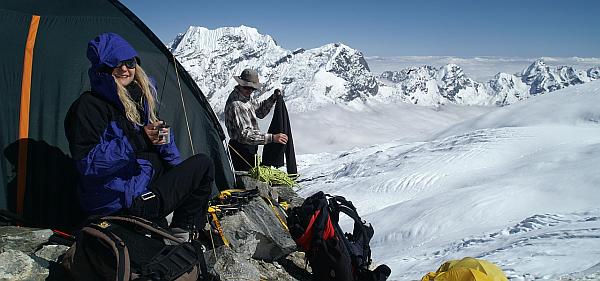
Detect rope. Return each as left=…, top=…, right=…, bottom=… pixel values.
left=263, top=197, right=289, bottom=231
left=227, top=143, right=297, bottom=186
left=249, top=155, right=296, bottom=187
left=172, top=54, right=195, bottom=154
left=206, top=213, right=219, bottom=262
left=227, top=143, right=254, bottom=170
left=209, top=209, right=230, bottom=247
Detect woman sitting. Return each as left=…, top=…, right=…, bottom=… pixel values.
left=64, top=33, right=212, bottom=240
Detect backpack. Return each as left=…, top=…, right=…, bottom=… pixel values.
left=61, top=215, right=210, bottom=281
left=287, top=191, right=391, bottom=281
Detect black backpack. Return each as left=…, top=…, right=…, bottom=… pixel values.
left=61, top=215, right=211, bottom=281
left=287, top=191, right=391, bottom=281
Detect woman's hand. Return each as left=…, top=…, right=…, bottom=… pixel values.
left=144, top=120, right=167, bottom=145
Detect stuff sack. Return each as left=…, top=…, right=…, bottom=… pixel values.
left=288, top=191, right=391, bottom=281
left=61, top=215, right=208, bottom=281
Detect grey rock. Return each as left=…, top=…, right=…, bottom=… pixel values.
left=34, top=245, right=70, bottom=262
left=271, top=185, right=304, bottom=208
left=237, top=175, right=304, bottom=208
left=0, top=249, right=49, bottom=281
left=220, top=197, right=296, bottom=261
left=205, top=246, right=261, bottom=281
left=254, top=252, right=312, bottom=281
left=236, top=174, right=270, bottom=191
left=0, top=226, right=52, bottom=254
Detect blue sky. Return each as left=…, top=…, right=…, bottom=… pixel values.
left=120, top=0, right=599, bottom=57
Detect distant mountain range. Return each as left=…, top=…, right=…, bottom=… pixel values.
left=168, top=26, right=600, bottom=114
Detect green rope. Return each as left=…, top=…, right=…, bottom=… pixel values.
left=248, top=155, right=297, bottom=187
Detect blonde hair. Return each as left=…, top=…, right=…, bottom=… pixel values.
left=114, top=65, right=159, bottom=125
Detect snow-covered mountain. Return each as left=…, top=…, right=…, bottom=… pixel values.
left=377, top=64, right=490, bottom=105
left=168, top=26, right=599, bottom=114
left=168, top=26, right=377, bottom=115
left=520, top=59, right=588, bottom=94
left=487, top=72, right=530, bottom=105
left=380, top=59, right=599, bottom=106
left=297, top=81, right=600, bottom=280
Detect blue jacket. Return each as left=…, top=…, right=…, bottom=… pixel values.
left=65, top=33, right=181, bottom=215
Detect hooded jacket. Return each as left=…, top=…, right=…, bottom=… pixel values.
left=64, top=33, right=181, bottom=215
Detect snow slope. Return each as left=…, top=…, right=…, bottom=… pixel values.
left=296, top=81, right=600, bottom=280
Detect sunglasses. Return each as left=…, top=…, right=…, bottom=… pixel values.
left=242, top=86, right=256, bottom=91
left=98, top=58, right=137, bottom=73
left=116, top=58, right=137, bottom=69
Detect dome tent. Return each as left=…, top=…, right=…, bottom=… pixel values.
left=0, top=0, right=234, bottom=229
left=421, top=257, right=508, bottom=281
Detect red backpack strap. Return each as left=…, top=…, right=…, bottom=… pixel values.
left=296, top=209, right=320, bottom=251
left=296, top=209, right=337, bottom=251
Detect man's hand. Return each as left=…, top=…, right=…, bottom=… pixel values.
left=273, top=89, right=283, bottom=98
left=273, top=133, right=288, bottom=144
left=144, top=120, right=166, bottom=145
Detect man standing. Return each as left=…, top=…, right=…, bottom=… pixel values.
left=224, top=69, right=288, bottom=171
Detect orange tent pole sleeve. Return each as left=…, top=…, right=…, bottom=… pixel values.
left=16, top=15, right=40, bottom=216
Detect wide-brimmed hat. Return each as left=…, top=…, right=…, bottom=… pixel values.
left=234, top=69, right=262, bottom=90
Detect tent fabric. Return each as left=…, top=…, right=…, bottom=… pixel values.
left=422, top=268, right=492, bottom=281
left=421, top=257, right=508, bottom=281
left=0, top=0, right=234, bottom=229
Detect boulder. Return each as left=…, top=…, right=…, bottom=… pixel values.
left=0, top=226, right=52, bottom=254
left=218, top=196, right=296, bottom=261
left=0, top=249, right=49, bottom=280
left=204, top=246, right=261, bottom=281
left=203, top=174, right=312, bottom=280
left=0, top=226, right=71, bottom=281
left=35, top=245, right=70, bottom=262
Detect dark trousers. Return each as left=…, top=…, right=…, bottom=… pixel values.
left=128, top=154, right=214, bottom=229
left=228, top=139, right=257, bottom=172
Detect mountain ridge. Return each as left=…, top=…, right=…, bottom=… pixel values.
left=169, top=26, right=600, bottom=114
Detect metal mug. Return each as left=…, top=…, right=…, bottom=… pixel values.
left=157, top=124, right=171, bottom=144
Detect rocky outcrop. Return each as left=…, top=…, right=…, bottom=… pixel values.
left=0, top=227, right=70, bottom=280
left=0, top=176, right=311, bottom=281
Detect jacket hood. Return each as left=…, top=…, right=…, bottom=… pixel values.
left=86, top=33, right=138, bottom=110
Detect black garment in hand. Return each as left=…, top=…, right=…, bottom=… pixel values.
left=262, top=95, right=297, bottom=174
